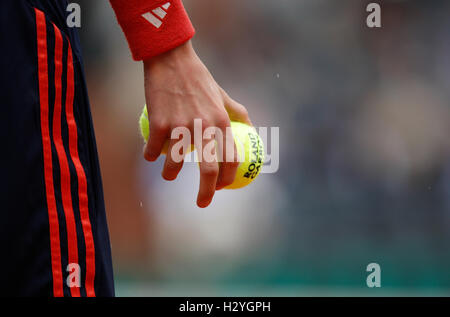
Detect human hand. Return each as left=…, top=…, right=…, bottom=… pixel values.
left=143, top=41, right=251, bottom=208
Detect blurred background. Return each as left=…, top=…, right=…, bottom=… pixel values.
left=77, top=0, right=450, bottom=296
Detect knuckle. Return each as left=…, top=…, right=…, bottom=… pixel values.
left=151, top=120, right=169, bottom=134
left=171, top=119, right=190, bottom=129
left=216, top=114, right=230, bottom=129
left=239, top=105, right=249, bottom=117
left=200, top=118, right=212, bottom=129
left=202, top=165, right=219, bottom=178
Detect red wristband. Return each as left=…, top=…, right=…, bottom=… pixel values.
left=109, top=0, right=195, bottom=61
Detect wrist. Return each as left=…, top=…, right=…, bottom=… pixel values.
left=110, top=0, right=195, bottom=60
left=143, top=40, right=197, bottom=71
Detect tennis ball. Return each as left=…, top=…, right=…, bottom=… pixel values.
left=223, top=121, right=264, bottom=189
left=139, top=106, right=178, bottom=154
left=139, top=106, right=150, bottom=142
left=139, top=106, right=264, bottom=189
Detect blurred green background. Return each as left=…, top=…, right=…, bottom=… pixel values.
left=77, top=0, right=450, bottom=296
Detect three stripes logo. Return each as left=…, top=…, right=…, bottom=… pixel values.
left=142, top=2, right=171, bottom=29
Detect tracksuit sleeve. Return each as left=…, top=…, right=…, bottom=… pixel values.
left=109, top=0, right=195, bottom=61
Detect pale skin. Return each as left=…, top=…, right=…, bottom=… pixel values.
left=143, top=40, right=252, bottom=208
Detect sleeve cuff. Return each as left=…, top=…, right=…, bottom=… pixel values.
left=110, top=0, right=195, bottom=61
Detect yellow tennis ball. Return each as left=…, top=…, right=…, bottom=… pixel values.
left=139, top=106, right=264, bottom=189
left=139, top=106, right=177, bottom=154
left=139, top=106, right=150, bottom=142
left=224, top=121, right=264, bottom=189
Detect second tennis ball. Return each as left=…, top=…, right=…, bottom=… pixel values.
left=139, top=106, right=264, bottom=189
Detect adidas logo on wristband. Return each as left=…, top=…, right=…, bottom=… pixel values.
left=142, top=2, right=171, bottom=29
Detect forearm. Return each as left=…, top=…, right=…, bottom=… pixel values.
left=110, top=0, right=251, bottom=208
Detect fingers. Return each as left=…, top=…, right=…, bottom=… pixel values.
left=196, top=136, right=219, bottom=208
left=161, top=137, right=185, bottom=181
left=215, top=122, right=239, bottom=190
left=221, top=88, right=252, bottom=126
left=144, top=117, right=169, bottom=162
left=144, top=88, right=248, bottom=207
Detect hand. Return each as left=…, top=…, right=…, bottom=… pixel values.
left=142, top=40, right=251, bottom=208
